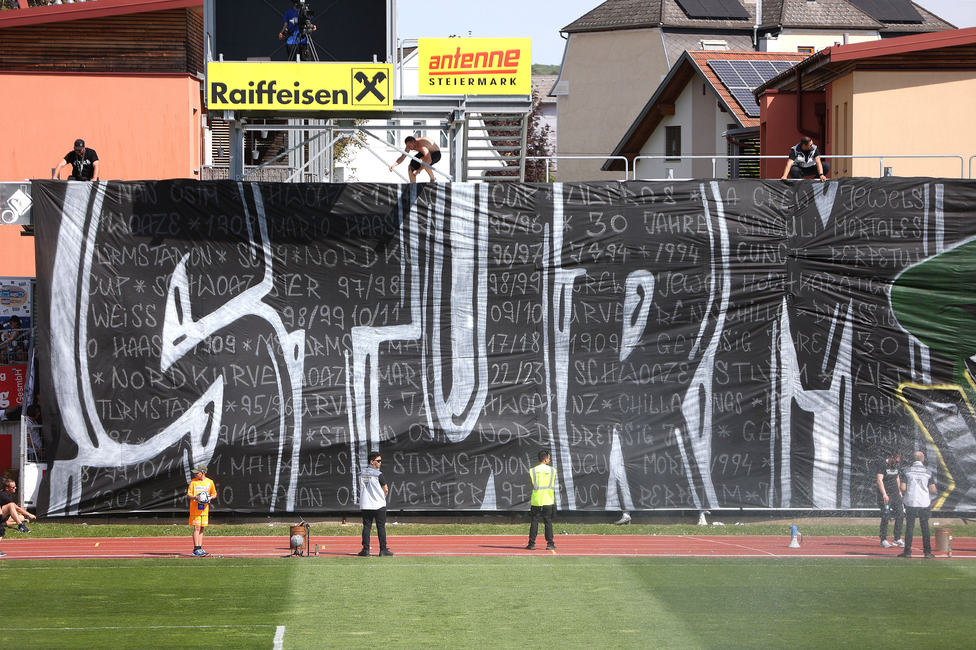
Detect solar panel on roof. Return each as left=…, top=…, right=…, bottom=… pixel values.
left=847, top=0, right=923, bottom=23
left=730, top=88, right=762, bottom=117
left=675, top=0, right=750, bottom=20
left=707, top=59, right=802, bottom=118
left=752, top=61, right=777, bottom=76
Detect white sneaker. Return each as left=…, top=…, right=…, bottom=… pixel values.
left=894, top=539, right=905, bottom=547
left=613, top=514, right=632, bottom=525
left=880, top=540, right=893, bottom=548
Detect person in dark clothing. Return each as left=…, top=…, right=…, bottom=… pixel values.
left=0, top=478, right=36, bottom=556
left=875, top=450, right=905, bottom=548
left=781, top=136, right=829, bottom=181
left=278, top=1, right=317, bottom=61
left=54, top=139, right=99, bottom=181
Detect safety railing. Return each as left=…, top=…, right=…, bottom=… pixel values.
left=526, top=156, right=631, bottom=182
left=969, top=155, right=976, bottom=180
left=630, top=154, right=967, bottom=180
left=202, top=166, right=319, bottom=183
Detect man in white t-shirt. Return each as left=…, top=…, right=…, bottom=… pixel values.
left=358, top=451, right=394, bottom=557
left=897, top=451, right=937, bottom=558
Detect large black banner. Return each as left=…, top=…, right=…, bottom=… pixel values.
left=32, top=179, right=976, bottom=515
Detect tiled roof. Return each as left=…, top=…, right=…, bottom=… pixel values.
left=659, top=0, right=756, bottom=29
left=532, top=75, right=558, bottom=104
left=562, top=0, right=759, bottom=34
left=662, top=30, right=755, bottom=66
left=565, top=0, right=953, bottom=35
left=881, top=3, right=956, bottom=33
left=562, top=0, right=664, bottom=34
left=687, top=50, right=807, bottom=126
left=762, top=0, right=882, bottom=30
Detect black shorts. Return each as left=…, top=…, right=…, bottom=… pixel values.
left=410, top=150, right=442, bottom=171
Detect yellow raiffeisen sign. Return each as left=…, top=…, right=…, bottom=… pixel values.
left=207, top=62, right=393, bottom=111
left=418, top=38, right=531, bottom=95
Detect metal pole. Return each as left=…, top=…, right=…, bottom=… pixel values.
left=361, top=129, right=453, bottom=181
left=243, top=130, right=329, bottom=180
left=228, top=116, right=245, bottom=181
left=350, top=132, right=412, bottom=183
left=287, top=133, right=344, bottom=183
left=519, top=112, right=529, bottom=182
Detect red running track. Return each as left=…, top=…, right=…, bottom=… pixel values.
left=1, top=534, right=974, bottom=560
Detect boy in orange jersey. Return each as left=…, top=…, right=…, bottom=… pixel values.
left=187, top=465, right=217, bottom=557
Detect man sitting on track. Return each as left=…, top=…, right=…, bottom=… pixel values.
left=0, top=477, right=36, bottom=556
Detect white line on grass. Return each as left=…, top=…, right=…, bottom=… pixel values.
left=1, top=558, right=972, bottom=572
left=273, top=626, right=286, bottom=650
left=6, top=625, right=276, bottom=632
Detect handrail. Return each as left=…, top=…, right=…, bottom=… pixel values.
left=631, top=154, right=967, bottom=180
left=526, top=156, right=630, bottom=181
left=969, top=155, right=976, bottom=180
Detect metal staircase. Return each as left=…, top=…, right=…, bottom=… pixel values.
left=462, top=112, right=529, bottom=182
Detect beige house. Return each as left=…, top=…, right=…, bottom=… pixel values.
left=551, top=0, right=953, bottom=181
left=603, top=50, right=807, bottom=179
left=757, top=26, right=976, bottom=179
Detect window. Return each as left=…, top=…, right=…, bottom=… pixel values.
left=700, top=40, right=729, bottom=51
left=386, top=120, right=399, bottom=145
left=797, top=46, right=815, bottom=54
left=665, top=126, right=681, bottom=161
left=440, top=121, right=449, bottom=148
left=413, top=121, right=425, bottom=139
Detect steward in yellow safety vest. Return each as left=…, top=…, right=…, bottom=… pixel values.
left=526, top=450, right=557, bottom=550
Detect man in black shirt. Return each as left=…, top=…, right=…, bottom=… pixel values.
left=781, top=136, right=830, bottom=181
left=54, top=138, right=100, bottom=181
left=875, top=449, right=905, bottom=549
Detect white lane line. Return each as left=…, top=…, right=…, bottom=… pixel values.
left=273, top=625, right=286, bottom=650
left=6, top=625, right=275, bottom=632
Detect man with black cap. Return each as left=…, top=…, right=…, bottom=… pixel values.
left=54, top=139, right=99, bottom=181
left=187, top=464, right=217, bottom=557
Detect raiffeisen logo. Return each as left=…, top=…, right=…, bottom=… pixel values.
left=419, top=38, right=531, bottom=95
left=206, top=62, right=392, bottom=111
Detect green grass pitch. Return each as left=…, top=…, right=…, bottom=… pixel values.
left=6, top=557, right=976, bottom=649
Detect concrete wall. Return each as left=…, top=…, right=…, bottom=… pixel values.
left=830, top=73, right=854, bottom=176
left=691, top=77, right=717, bottom=178
left=0, top=228, right=35, bottom=277
left=0, top=73, right=203, bottom=183
left=633, top=73, right=737, bottom=180
left=848, top=70, right=976, bottom=178
left=636, top=75, right=695, bottom=180
left=761, top=29, right=878, bottom=53
left=758, top=89, right=826, bottom=178
left=0, top=73, right=203, bottom=279
left=555, top=29, right=670, bottom=182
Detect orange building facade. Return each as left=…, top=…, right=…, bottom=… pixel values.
left=758, top=28, right=976, bottom=180
left=0, top=0, right=205, bottom=277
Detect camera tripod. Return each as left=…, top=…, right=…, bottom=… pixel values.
left=288, top=0, right=318, bottom=62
